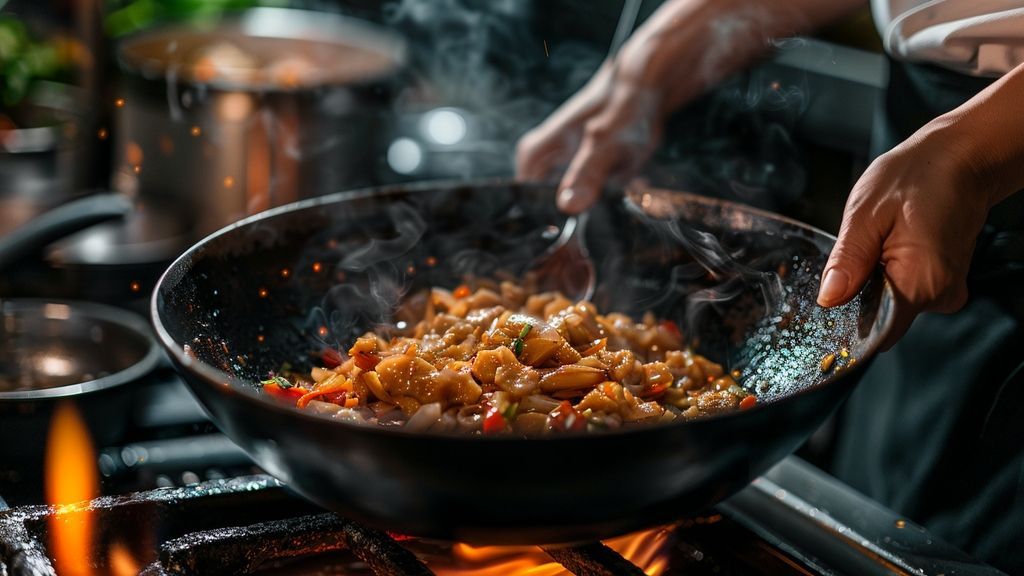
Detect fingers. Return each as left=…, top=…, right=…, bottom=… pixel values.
left=556, top=121, right=622, bottom=214
left=817, top=198, right=884, bottom=308
left=557, top=89, right=661, bottom=214
left=515, top=128, right=568, bottom=182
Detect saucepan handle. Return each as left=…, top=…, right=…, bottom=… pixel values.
left=0, top=193, right=131, bottom=272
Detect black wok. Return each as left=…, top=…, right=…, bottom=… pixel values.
left=151, top=180, right=894, bottom=544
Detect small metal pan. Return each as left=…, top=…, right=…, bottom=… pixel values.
left=0, top=195, right=160, bottom=504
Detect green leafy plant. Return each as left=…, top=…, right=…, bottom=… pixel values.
left=104, top=0, right=287, bottom=38
left=0, top=16, right=76, bottom=107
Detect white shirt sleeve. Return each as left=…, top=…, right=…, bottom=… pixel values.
left=871, top=0, right=1024, bottom=76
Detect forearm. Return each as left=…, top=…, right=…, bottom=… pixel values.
left=931, top=62, right=1024, bottom=206
left=618, top=0, right=867, bottom=114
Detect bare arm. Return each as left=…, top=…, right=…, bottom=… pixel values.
left=818, top=62, right=1024, bottom=347
left=516, top=0, right=867, bottom=212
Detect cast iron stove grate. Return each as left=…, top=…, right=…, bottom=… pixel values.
left=0, top=458, right=1006, bottom=576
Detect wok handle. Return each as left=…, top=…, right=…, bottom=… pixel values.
left=0, top=193, right=131, bottom=272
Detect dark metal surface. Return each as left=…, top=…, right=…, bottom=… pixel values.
left=542, top=542, right=647, bottom=576
left=151, top=179, right=895, bottom=544
left=0, top=299, right=161, bottom=503
left=155, top=513, right=432, bottom=576
left=0, top=299, right=158, bottom=398
left=721, top=457, right=1008, bottom=576
left=0, top=457, right=999, bottom=575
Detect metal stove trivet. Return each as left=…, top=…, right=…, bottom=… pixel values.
left=0, top=459, right=1007, bottom=576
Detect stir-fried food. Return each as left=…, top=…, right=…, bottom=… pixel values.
left=261, top=282, right=756, bottom=434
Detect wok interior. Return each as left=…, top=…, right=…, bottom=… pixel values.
left=160, top=181, right=889, bottom=412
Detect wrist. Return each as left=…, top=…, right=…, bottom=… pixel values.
left=928, top=64, right=1024, bottom=208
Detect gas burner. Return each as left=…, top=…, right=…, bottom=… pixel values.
left=0, top=458, right=1003, bottom=576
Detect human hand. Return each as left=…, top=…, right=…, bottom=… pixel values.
left=515, top=44, right=668, bottom=214
left=816, top=126, right=995, bottom=349
left=516, top=0, right=868, bottom=214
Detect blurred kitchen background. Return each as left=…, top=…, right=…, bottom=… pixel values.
left=0, top=0, right=886, bottom=314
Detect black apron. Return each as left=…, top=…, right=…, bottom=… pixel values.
left=831, top=59, right=1024, bottom=574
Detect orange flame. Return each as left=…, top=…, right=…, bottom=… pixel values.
left=436, top=527, right=672, bottom=576
left=107, top=541, right=140, bottom=576
left=45, top=401, right=99, bottom=576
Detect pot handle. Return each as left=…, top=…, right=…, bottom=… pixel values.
left=0, top=193, right=131, bottom=272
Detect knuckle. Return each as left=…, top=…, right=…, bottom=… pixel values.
left=892, top=253, right=962, bottom=309
left=582, top=119, right=614, bottom=143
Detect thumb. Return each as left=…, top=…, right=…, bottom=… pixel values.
left=817, top=205, right=884, bottom=308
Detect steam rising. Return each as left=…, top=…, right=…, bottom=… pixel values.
left=622, top=197, right=785, bottom=341
left=384, top=0, right=603, bottom=176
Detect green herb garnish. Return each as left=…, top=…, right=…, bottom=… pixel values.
left=512, top=324, right=532, bottom=357
left=502, top=402, right=519, bottom=421
left=260, top=376, right=293, bottom=389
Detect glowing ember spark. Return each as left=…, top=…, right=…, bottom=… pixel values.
left=125, top=142, right=143, bottom=166
left=45, top=401, right=99, bottom=576
left=114, top=98, right=125, bottom=107
left=280, top=268, right=291, bottom=279
left=97, top=128, right=108, bottom=140
left=318, top=326, right=329, bottom=337
left=223, top=176, right=235, bottom=189
left=312, top=262, right=323, bottom=273
left=258, top=287, right=269, bottom=298
left=129, top=281, right=141, bottom=292
left=190, top=125, right=202, bottom=137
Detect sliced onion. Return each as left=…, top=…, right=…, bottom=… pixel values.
left=404, top=401, right=442, bottom=432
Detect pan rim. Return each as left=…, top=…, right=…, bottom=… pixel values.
left=0, top=298, right=161, bottom=401
left=150, top=177, right=896, bottom=443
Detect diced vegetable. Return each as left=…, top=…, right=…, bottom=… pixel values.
left=262, top=381, right=308, bottom=402
left=482, top=406, right=506, bottom=434
left=354, top=350, right=381, bottom=371
left=660, top=320, right=682, bottom=340
left=260, top=375, right=294, bottom=389
left=739, top=395, right=757, bottom=410
left=549, top=400, right=586, bottom=432
left=320, top=348, right=343, bottom=368
left=511, top=322, right=533, bottom=357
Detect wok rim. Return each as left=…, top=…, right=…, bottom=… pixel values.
left=150, top=177, right=896, bottom=443
left=0, top=299, right=161, bottom=401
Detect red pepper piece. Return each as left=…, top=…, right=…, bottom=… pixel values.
left=263, top=382, right=308, bottom=403
left=321, top=348, right=343, bottom=368
left=482, top=407, right=506, bottom=434
left=660, top=320, right=682, bottom=340
left=353, top=350, right=380, bottom=371
left=549, top=400, right=586, bottom=432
